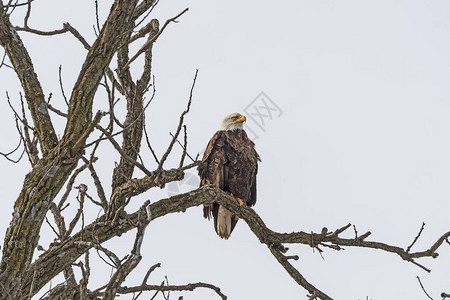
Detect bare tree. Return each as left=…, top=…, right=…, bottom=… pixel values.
left=0, top=1, right=449, bottom=299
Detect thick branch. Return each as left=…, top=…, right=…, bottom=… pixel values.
left=62, top=0, right=138, bottom=145
left=22, top=184, right=449, bottom=298
left=20, top=164, right=197, bottom=297
left=118, top=282, right=227, bottom=299
left=109, top=19, right=159, bottom=196
left=0, top=1, right=143, bottom=298
left=0, top=4, right=58, bottom=154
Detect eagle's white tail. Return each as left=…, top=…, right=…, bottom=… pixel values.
left=217, top=205, right=232, bottom=239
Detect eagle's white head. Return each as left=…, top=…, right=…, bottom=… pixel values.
left=220, top=113, right=247, bottom=131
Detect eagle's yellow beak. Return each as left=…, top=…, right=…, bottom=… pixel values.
left=236, top=115, right=246, bottom=123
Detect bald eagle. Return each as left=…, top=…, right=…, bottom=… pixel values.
left=198, top=113, right=260, bottom=239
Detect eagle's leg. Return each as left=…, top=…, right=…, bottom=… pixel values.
left=230, top=193, right=244, bottom=206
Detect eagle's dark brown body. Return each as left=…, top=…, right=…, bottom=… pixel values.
left=198, top=129, right=260, bottom=238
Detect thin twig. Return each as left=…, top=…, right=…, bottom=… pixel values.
left=353, top=225, right=358, bottom=239
left=96, top=125, right=153, bottom=177
left=81, top=156, right=108, bottom=211
left=144, top=122, right=160, bottom=164
left=49, top=202, right=66, bottom=238
left=47, top=103, right=67, bottom=117
left=170, top=127, right=195, bottom=164
left=416, top=276, right=433, bottom=300
left=5, top=0, right=34, bottom=8
left=0, top=51, right=13, bottom=69
left=58, top=65, right=69, bottom=106
left=178, top=125, right=188, bottom=168
left=157, top=69, right=197, bottom=170
left=141, top=263, right=161, bottom=285
left=75, top=241, right=121, bottom=269
left=23, top=0, right=31, bottom=28
left=6, top=91, right=34, bottom=130
left=21, top=93, right=39, bottom=165
left=66, top=184, right=87, bottom=237
left=0, top=137, right=25, bottom=163
left=407, top=222, right=425, bottom=253
left=45, top=216, right=61, bottom=240
left=94, top=0, right=101, bottom=35
left=135, top=0, right=159, bottom=28
left=57, top=164, right=88, bottom=210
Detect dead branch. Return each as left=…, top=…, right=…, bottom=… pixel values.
left=178, top=125, right=188, bottom=168
left=102, top=76, right=122, bottom=131
left=416, top=276, right=433, bottom=300
left=157, top=69, right=197, bottom=170
left=4, top=0, right=34, bottom=9
left=129, top=19, right=159, bottom=46
left=71, top=111, right=103, bottom=155
left=21, top=184, right=450, bottom=299
left=46, top=102, right=67, bottom=118
left=407, top=222, right=426, bottom=253
left=23, top=0, right=31, bottom=28
left=144, top=121, right=160, bottom=164
left=0, top=51, right=12, bottom=69
left=15, top=23, right=90, bottom=50
left=57, top=163, right=89, bottom=210
left=102, top=205, right=150, bottom=300
left=141, top=263, right=161, bottom=286
left=96, top=124, right=152, bottom=177
left=170, top=126, right=196, bottom=164
left=81, top=156, right=108, bottom=211
left=270, top=246, right=331, bottom=300
left=19, top=93, right=39, bottom=165
left=0, top=137, right=24, bottom=163
left=117, top=282, right=227, bottom=300
left=49, top=202, right=66, bottom=239
left=44, top=216, right=61, bottom=240
left=58, top=65, right=69, bottom=106
left=5, top=91, right=33, bottom=130
left=65, top=184, right=87, bottom=237
left=74, top=241, right=121, bottom=269
left=134, top=0, right=159, bottom=27
left=94, top=0, right=101, bottom=36
left=121, top=8, right=189, bottom=70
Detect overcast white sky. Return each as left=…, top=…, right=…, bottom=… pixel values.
left=1, top=1, right=450, bottom=299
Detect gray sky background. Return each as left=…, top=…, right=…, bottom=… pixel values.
left=1, top=1, right=450, bottom=299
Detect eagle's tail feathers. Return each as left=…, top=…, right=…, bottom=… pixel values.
left=216, top=205, right=233, bottom=239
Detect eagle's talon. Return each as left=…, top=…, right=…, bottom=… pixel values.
left=236, top=198, right=244, bottom=206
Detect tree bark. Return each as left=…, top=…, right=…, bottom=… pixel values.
left=0, top=1, right=141, bottom=298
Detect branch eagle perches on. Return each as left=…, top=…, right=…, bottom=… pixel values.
left=19, top=184, right=450, bottom=300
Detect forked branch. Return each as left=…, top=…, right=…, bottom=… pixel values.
left=22, top=185, right=450, bottom=299
left=121, top=8, right=189, bottom=70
